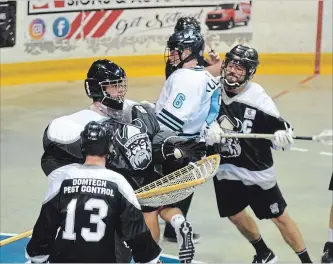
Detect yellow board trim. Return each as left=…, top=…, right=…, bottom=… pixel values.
left=1, top=53, right=332, bottom=86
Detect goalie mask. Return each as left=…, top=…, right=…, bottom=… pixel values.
left=174, top=16, right=201, bottom=33
left=85, top=59, right=128, bottom=110
left=220, top=45, right=259, bottom=91
left=165, top=28, right=204, bottom=70
left=80, top=121, right=110, bottom=157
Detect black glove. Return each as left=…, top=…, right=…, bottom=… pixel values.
left=162, top=136, right=207, bottom=161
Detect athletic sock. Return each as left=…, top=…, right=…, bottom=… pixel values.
left=250, top=235, right=269, bottom=254
left=328, top=228, right=333, bottom=242
left=170, top=214, right=185, bottom=230
left=296, top=248, right=312, bottom=263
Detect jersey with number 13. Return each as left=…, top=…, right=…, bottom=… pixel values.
left=155, top=66, right=221, bottom=136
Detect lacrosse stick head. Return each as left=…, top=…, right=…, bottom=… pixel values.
left=314, top=130, right=333, bottom=146
left=135, top=154, right=220, bottom=207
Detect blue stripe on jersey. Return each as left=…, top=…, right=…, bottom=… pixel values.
left=161, top=109, right=184, bottom=126
left=190, top=66, right=204, bottom=71
left=157, top=115, right=181, bottom=131
left=205, top=88, right=221, bottom=126
left=178, top=132, right=200, bottom=138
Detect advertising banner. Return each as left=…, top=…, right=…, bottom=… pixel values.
left=25, top=0, right=253, bottom=56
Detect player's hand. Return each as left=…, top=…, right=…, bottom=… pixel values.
left=273, top=128, right=294, bottom=149
left=140, top=100, right=155, bottom=111
left=204, top=121, right=225, bottom=146
left=207, top=50, right=221, bottom=65
left=163, top=136, right=206, bottom=160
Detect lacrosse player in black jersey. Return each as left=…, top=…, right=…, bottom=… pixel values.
left=26, top=121, right=162, bottom=263
left=207, top=44, right=312, bottom=263
left=322, top=173, right=333, bottom=263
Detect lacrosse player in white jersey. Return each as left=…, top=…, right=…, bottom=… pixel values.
left=162, top=16, right=222, bottom=244
left=143, top=28, right=222, bottom=261
left=208, top=44, right=312, bottom=263
left=155, top=28, right=221, bottom=137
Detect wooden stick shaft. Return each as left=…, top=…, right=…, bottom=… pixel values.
left=136, top=178, right=206, bottom=199
left=0, top=230, right=32, bottom=247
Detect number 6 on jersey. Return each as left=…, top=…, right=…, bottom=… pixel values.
left=173, top=93, right=186, bottom=109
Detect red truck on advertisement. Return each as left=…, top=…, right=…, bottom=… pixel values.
left=205, top=2, right=251, bottom=30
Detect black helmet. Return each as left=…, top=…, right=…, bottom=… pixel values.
left=80, top=121, right=110, bottom=157
left=175, top=17, right=201, bottom=33
left=165, top=28, right=205, bottom=70
left=220, top=45, right=259, bottom=90
left=84, top=59, right=128, bottom=110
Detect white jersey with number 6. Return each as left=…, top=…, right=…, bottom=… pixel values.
left=155, top=66, right=221, bottom=136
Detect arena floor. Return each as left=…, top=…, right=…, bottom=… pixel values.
left=1, top=74, right=332, bottom=263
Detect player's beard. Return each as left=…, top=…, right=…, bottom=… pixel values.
left=130, top=149, right=152, bottom=169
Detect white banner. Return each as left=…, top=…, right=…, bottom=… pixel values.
left=24, top=1, right=253, bottom=57
left=27, top=0, right=249, bottom=14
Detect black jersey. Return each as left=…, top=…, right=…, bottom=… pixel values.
left=26, top=164, right=161, bottom=263
left=209, top=82, right=292, bottom=190
left=41, top=100, right=177, bottom=189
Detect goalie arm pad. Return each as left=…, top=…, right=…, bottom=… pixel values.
left=152, top=130, right=207, bottom=164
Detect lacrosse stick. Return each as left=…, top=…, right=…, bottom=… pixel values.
left=1, top=155, right=221, bottom=246
left=0, top=230, right=32, bottom=246
left=220, top=129, right=333, bottom=146
left=135, top=154, right=220, bottom=207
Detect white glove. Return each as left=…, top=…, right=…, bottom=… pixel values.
left=272, top=128, right=294, bottom=149
left=204, top=121, right=225, bottom=146
left=140, top=100, right=155, bottom=111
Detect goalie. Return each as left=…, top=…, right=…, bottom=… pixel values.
left=40, top=59, right=205, bottom=263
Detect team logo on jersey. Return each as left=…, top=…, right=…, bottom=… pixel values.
left=115, top=119, right=152, bottom=170
left=244, top=107, right=257, bottom=120
left=216, top=115, right=242, bottom=158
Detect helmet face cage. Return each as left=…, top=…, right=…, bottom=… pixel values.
left=165, top=30, right=204, bottom=69
left=99, top=77, right=128, bottom=103
left=221, top=53, right=258, bottom=90
left=164, top=46, right=183, bottom=67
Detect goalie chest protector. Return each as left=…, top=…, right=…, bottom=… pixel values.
left=105, top=104, right=159, bottom=189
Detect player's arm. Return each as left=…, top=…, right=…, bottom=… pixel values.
left=258, top=97, right=294, bottom=150
left=25, top=173, right=64, bottom=263
left=156, top=73, right=203, bottom=134
left=116, top=181, right=161, bottom=263
left=202, top=48, right=222, bottom=77
left=41, top=122, right=84, bottom=176
left=204, top=61, right=223, bottom=77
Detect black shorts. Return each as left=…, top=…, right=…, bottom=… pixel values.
left=141, top=203, right=178, bottom=213
left=213, top=178, right=287, bottom=220
left=329, top=173, right=333, bottom=191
